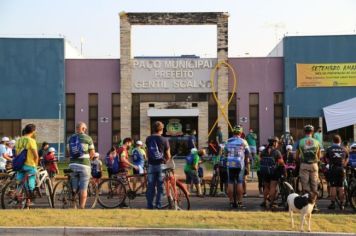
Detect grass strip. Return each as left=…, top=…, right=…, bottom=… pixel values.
left=0, top=209, right=354, bottom=233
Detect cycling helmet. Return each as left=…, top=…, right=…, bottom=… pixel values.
left=304, top=124, right=314, bottom=132
left=350, top=143, right=356, bottom=149
left=258, top=146, right=266, bottom=152
left=232, top=125, right=243, bottom=134
left=286, top=145, right=293, bottom=151
left=48, top=147, right=56, bottom=153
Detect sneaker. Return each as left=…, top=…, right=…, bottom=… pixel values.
left=340, top=205, right=345, bottom=211
left=327, top=202, right=335, bottom=210
left=237, top=202, right=246, bottom=209
left=119, top=202, right=129, bottom=208
left=313, top=205, right=320, bottom=213
left=243, top=193, right=248, bottom=197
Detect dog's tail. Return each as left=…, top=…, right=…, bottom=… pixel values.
left=283, top=181, right=295, bottom=193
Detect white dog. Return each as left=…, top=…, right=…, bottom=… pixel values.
left=287, top=192, right=317, bottom=232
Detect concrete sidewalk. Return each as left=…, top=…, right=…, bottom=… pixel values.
left=0, top=227, right=354, bottom=236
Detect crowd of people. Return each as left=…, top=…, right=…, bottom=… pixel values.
left=1, top=121, right=355, bottom=211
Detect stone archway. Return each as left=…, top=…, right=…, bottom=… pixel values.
left=119, top=12, right=229, bottom=140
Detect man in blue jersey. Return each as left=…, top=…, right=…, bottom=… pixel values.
left=224, top=125, right=250, bottom=208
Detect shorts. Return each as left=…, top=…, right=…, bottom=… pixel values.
left=69, top=163, right=91, bottom=192
left=328, top=166, right=345, bottom=187
left=185, top=170, right=200, bottom=185
left=261, top=167, right=282, bottom=183
left=227, top=168, right=243, bottom=184
left=249, top=146, right=257, bottom=155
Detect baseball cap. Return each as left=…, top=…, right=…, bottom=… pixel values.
left=48, top=147, right=56, bottom=153
left=9, top=140, right=16, bottom=145
left=1, top=137, right=9, bottom=142
left=136, top=140, right=143, bottom=146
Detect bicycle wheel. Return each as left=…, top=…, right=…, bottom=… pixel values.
left=209, top=174, right=219, bottom=196
left=97, top=178, right=126, bottom=209
left=349, top=186, right=356, bottom=211
left=162, top=181, right=190, bottom=210
left=52, top=180, right=74, bottom=209
left=176, top=181, right=190, bottom=210
left=86, top=181, right=98, bottom=209
left=1, top=179, right=27, bottom=209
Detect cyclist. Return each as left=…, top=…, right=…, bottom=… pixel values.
left=325, top=135, right=349, bottom=210
left=44, top=147, right=59, bottom=181
left=260, top=137, right=284, bottom=209
left=15, top=124, right=39, bottom=207
left=225, top=125, right=250, bottom=208
left=132, top=140, right=146, bottom=193
left=184, top=148, right=206, bottom=197
left=67, top=122, right=95, bottom=209
left=296, top=124, right=321, bottom=212
left=105, top=147, right=116, bottom=179
left=117, top=137, right=138, bottom=208
left=284, top=145, right=297, bottom=191
left=90, top=152, right=103, bottom=185
left=348, top=143, right=356, bottom=168
left=280, top=131, right=294, bottom=155
left=218, top=142, right=228, bottom=195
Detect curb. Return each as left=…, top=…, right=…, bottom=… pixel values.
left=0, top=227, right=354, bottom=236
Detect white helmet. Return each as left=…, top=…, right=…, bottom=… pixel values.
left=258, top=146, right=266, bottom=152
left=1, top=137, right=9, bottom=142
left=48, top=147, right=56, bottom=153
left=286, top=145, right=293, bottom=151
left=350, top=143, right=356, bottom=149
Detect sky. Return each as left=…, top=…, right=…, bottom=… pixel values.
left=1, top=0, right=356, bottom=58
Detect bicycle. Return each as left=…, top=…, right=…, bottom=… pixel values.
left=160, top=157, right=190, bottom=210
left=52, top=168, right=98, bottom=209
left=275, top=177, right=294, bottom=209
left=1, top=167, right=53, bottom=209
left=96, top=174, right=126, bottom=208
left=0, top=169, right=16, bottom=190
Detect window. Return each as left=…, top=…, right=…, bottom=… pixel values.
left=88, top=93, right=98, bottom=149
left=0, top=120, right=21, bottom=138
left=249, top=93, right=259, bottom=138
left=274, top=93, right=284, bottom=138
left=289, top=118, right=319, bottom=140
left=112, top=93, right=120, bottom=146
left=66, top=94, right=75, bottom=141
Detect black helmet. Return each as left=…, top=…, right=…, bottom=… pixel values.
left=304, top=124, right=314, bottom=132
left=268, top=136, right=279, bottom=144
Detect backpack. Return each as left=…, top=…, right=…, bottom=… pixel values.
left=12, top=149, right=27, bottom=171
left=349, top=151, right=356, bottom=168
left=147, top=137, right=164, bottom=161
left=68, top=134, right=84, bottom=159
left=91, top=161, right=101, bottom=178
left=260, top=148, right=276, bottom=175
left=105, top=155, right=114, bottom=169
left=186, top=154, right=194, bottom=165
left=111, top=156, right=120, bottom=174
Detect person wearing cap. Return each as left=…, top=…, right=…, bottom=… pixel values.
left=224, top=125, right=250, bottom=208
left=259, top=137, right=284, bottom=209
left=132, top=140, right=147, bottom=193
left=256, top=145, right=265, bottom=197
left=184, top=148, right=206, bottom=197
left=296, top=124, right=321, bottom=212
left=90, top=152, right=103, bottom=185
left=44, top=147, right=59, bottom=181
left=0, top=137, right=12, bottom=173
left=5, top=139, right=16, bottom=170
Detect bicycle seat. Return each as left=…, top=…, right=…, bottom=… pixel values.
left=63, top=169, right=73, bottom=174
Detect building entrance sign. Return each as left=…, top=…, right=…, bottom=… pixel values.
left=132, top=58, right=217, bottom=93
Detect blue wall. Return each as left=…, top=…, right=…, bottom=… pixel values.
left=0, top=38, right=65, bottom=119
left=283, top=35, right=356, bottom=117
